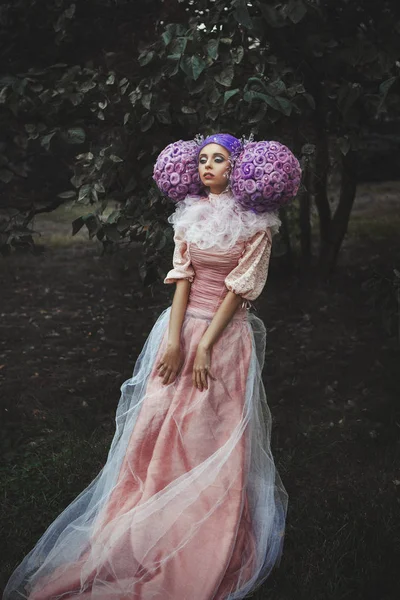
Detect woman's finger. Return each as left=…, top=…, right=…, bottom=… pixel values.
left=195, top=369, right=203, bottom=392
left=200, top=369, right=208, bottom=390
left=168, top=370, right=177, bottom=385
left=162, top=367, right=172, bottom=385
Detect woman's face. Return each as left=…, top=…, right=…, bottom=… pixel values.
left=198, top=143, right=231, bottom=194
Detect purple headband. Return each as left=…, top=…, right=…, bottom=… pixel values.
left=197, top=133, right=243, bottom=161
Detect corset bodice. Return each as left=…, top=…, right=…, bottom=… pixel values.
left=186, top=242, right=248, bottom=319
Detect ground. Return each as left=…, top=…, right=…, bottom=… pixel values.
left=0, top=182, right=399, bottom=599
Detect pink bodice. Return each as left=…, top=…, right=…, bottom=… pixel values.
left=186, top=242, right=248, bottom=319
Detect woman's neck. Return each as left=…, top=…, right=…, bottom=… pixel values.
left=207, top=186, right=231, bottom=197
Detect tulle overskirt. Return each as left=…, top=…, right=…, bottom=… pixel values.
left=3, top=306, right=288, bottom=600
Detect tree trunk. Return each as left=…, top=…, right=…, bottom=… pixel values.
left=313, top=125, right=332, bottom=273
left=299, top=158, right=312, bottom=267
left=330, top=150, right=358, bottom=270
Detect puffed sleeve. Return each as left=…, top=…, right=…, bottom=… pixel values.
left=163, top=229, right=195, bottom=284
left=224, top=228, right=272, bottom=301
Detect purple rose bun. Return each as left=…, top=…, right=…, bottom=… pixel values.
left=231, top=141, right=302, bottom=212
left=153, top=140, right=204, bottom=202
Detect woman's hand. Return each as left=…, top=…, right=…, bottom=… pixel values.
left=156, top=342, right=183, bottom=385
left=192, top=342, right=216, bottom=392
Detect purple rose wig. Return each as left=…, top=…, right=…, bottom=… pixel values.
left=153, top=134, right=302, bottom=212
left=153, top=140, right=203, bottom=202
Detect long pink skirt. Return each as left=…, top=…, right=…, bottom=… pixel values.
left=4, top=306, right=288, bottom=600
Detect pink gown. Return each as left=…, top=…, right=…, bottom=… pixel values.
left=3, top=196, right=288, bottom=600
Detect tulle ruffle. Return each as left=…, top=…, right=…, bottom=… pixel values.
left=168, top=191, right=281, bottom=251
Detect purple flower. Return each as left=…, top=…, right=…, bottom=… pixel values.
left=176, top=183, right=189, bottom=195
left=153, top=139, right=204, bottom=202
left=274, top=182, right=285, bottom=193
left=266, top=152, right=277, bottom=162
left=241, top=162, right=255, bottom=178
left=254, top=154, right=267, bottom=167
left=264, top=163, right=274, bottom=174
left=263, top=184, right=274, bottom=197
left=270, top=172, right=282, bottom=183
left=170, top=172, right=181, bottom=185
left=278, top=151, right=290, bottom=162
left=254, top=166, right=264, bottom=179
left=181, top=173, right=192, bottom=185
left=244, top=179, right=257, bottom=193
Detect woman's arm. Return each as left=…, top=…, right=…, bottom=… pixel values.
left=192, top=290, right=242, bottom=391
left=156, top=279, right=191, bottom=385
left=193, top=227, right=272, bottom=391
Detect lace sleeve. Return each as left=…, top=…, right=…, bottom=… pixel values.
left=163, top=230, right=195, bottom=284
left=224, top=228, right=272, bottom=301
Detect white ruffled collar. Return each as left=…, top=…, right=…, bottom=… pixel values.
left=168, top=190, right=281, bottom=251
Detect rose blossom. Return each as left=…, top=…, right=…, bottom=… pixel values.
left=244, top=179, right=257, bottom=193
left=170, top=172, right=180, bottom=185
left=181, top=173, right=192, bottom=185
left=241, top=162, right=255, bottom=178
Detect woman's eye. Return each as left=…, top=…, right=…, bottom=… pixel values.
left=215, top=157, right=224, bottom=163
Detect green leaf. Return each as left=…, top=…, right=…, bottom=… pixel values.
left=378, top=76, right=398, bottom=112
left=72, top=216, right=84, bottom=236
left=0, top=169, right=14, bottom=183
left=168, top=38, right=188, bottom=60
left=275, top=96, right=293, bottom=116
left=259, top=4, right=287, bottom=28
left=156, top=108, right=172, bottom=124
left=244, top=90, right=280, bottom=110
left=84, top=214, right=101, bottom=238
left=233, top=0, right=254, bottom=30
left=210, top=86, right=222, bottom=104
left=141, top=92, right=152, bottom=110
left=181, top=106, right=197, bottom=114
left=249, top=104, right=268, bottom=123
left=65, top=127, right=85, bottom=144
left=266, top=79, right=286, bottom=96
left=224, top=89, right=239, bottom=105
left=180, top=56, right=193, bottom=78
left=104, top=224, right=121, bottom=242
left=207, top=39, right=219, bottom=60
left=140, top=113, right=154, bottom=132
left=58, top=190, right=77, bottom=199
left=214, top=64, right=234, bottom=87
left=139, top=51, right=155, bottom=67
left=192, top=55, right=206, bottom=81
left=78, top=184, right=91, bottom=201
left=41, top=132, right=56, bottom=150
left=124, top=176, right=137, bottom=193
left=288, top=0, right=308, bottom=24
left=304, top=93, right=316, bottom=109
left=337, top=137, right=351, bottom=156
left=230, top=46, right=244, bottom=64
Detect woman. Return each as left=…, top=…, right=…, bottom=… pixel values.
left=3, top=133, right=300, bottom=600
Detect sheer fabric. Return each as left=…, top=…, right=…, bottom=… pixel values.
left=4, top=198, right=288, bottom=600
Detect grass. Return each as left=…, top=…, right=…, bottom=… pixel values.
left=31, top=201, right=117, bottom=248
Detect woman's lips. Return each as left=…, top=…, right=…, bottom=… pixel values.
left=204, top=173, right=214, bottom=179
